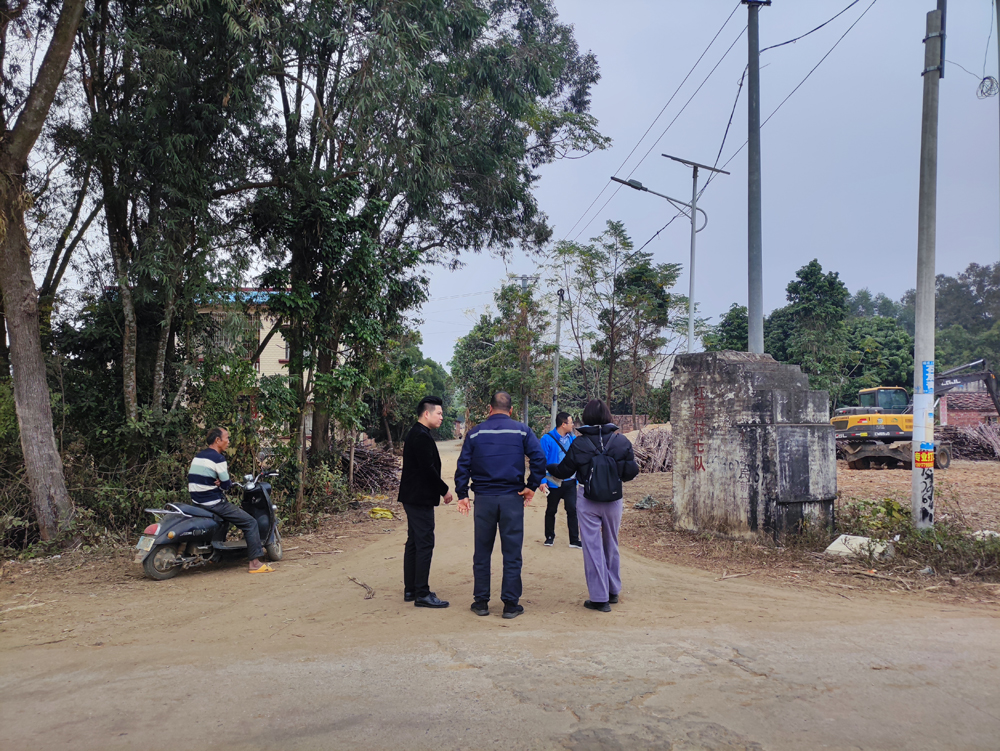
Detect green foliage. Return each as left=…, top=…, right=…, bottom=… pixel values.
left=0, top=379, right=17, bottom=452
left=549, top=220, right=690, bottom=411
left=783, top=259, right=850, bottom=392
left=839, top=498, right=910, bottom=540
left=451, top=281, right=552, bottom=430
left=833, top=316, right=913, bottom=407
left=838, top=496, right=1000, bottom=579
left=704, top=304, right=748, bottom=352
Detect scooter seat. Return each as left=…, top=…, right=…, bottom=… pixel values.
left=173, top=503, right=222, bottom=519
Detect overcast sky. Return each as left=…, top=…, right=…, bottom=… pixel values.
left=415, top=0, right=1000, bottom=369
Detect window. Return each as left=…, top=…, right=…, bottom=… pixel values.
left=877, top=389, right=909, bottom=411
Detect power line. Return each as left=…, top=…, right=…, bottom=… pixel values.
left=635, top=0, right=881, bottom=257
left=759, top=0, right=863, bottom=54
left=425, top=289, right=492, bottom=302
left=558, top=1, right=743, bottom=243
left=572, top=23, right=747, bottom=243
left=985, top=0, right=996, bottom=78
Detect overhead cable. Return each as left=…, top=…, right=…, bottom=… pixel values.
left=558, top=1, right=743, bottom=243
left=571, top=23, right=747, bottom=243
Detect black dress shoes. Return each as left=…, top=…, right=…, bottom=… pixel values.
left=404, top=591, right=415, bottom=602
left=608, top=593, right=619, bottom=604
left=414, top=593, right=449, bottom=608
left=584, top=600, right=611, bottom=612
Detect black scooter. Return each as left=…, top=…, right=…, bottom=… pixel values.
left=135, top=470, right=283, bottom=580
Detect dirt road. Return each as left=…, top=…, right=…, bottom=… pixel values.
left=2, top=440, right=998, bottom=750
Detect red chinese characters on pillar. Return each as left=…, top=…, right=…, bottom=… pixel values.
left=692, top=387, right=707, bottom=471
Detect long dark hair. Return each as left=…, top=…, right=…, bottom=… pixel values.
left=581, top=399, right=613, bottom=426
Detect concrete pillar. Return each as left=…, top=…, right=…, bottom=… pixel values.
left=671, top=351, right=836, bottom=539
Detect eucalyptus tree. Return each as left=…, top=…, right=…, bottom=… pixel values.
left=258, top=0, right=606, bottom=453
left=550, top=220, right=687, bottom=408
left=70, top=0, right=274, bottom=420
left=1, top=0, right=87, bottom=540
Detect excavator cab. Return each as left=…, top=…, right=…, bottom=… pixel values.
left=858, top=387, right=910, bottom=414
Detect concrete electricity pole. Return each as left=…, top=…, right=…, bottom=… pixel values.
left=663, top=154, right=729, bottom=354
left=744, top=0, right=769, bottom=355
left=911, top=4, right=945, bottom=529
left=550, top=288, right=564, bottom=429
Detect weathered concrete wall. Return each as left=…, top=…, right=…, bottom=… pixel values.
left=671, top=352, right=836, bottom=539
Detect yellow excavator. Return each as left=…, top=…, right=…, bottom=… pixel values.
left=831, top=359, right=1000, bottom=470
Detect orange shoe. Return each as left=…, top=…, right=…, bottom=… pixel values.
left=249, top=563, right=275, bottom=574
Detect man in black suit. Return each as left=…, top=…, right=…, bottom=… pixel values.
left=397, top=395, right=453, bottom=608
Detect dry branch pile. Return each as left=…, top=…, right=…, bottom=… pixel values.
left=340, top=446, right=401, bottom=494
left=632, top=427, right=672, bottom=473
left=936, top=424, right=1000, bottom=461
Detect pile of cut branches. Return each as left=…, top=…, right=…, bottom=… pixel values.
left=632, top=427, right=672, bottom=473
left=340, top=445, right=401, bottom=494
left=936, top=424, right=1000, bottom=461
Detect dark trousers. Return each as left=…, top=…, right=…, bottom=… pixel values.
left=402, top=503, right=435, bottom=598
left=206, top=500, right=264, bottom=561
left=473, top=493, right=524, bottom=605
left=544, top=480, right=579, bottom=542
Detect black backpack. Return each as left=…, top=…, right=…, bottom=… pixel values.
left=584, top=434, right=623, bottom=502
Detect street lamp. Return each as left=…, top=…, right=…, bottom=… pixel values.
left=611, top=162, right=724, bottom=354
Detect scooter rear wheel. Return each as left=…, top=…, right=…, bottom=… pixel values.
left=265, top=530, right=283, bottom=562
left=143, top=544, right=182, bottom=580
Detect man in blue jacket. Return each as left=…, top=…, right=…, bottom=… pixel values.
left=540, top=411, right=581, bottom=549
left=456, top=391, right=546, bottom=619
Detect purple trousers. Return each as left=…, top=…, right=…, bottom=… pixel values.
left=576, top=487, right=622, bottom=603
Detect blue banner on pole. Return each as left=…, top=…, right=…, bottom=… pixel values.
left=922, top=360, right=934, bottom=392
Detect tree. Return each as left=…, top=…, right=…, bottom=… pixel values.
left=833, top=316, right=913, bottom=408
left=451, top=281, right=552, bottom=431
left=704, top=303, right=748, bottom=352
left=782, top=259, right=850, bottom=391
left=259, top=0, right=606, bottom=454
left=550, top=220, right=688, bottom=408
left=70, top=0, right=272, bottom=421
left=1, top=0, right=87, bottom=540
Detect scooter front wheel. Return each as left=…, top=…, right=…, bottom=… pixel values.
left=143, top=544, right=182, bottom=580
left=265, top=530, right=283, bottom=562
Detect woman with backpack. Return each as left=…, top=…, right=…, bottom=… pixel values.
left=546, top=399, right=640, bottom=612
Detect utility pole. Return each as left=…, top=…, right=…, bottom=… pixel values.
left=911, top=3, right=945, bottom=529
left=996, top=0, right=999, bottom=231
left=744, top=0, right=769, bottom=355
left=550, top=289, right=564, bottom=429
left=663, top=154, right=729, bottom=354
left=514, top=275, right=538, bottom=424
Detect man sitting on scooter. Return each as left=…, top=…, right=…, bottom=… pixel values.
left=188, top=427, right=275, bottom=574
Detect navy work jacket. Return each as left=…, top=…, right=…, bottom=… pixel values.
left=454, top=412, right=546, bottom=499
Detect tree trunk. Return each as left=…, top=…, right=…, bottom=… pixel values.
left=110, top=239, right=139, bottom=422
left=150, top=283, right=177, bottom=418
left=310, top=348, right=333, bottom=455
left=0, top=178, right=74, bottom=539
left=0, top=0, right=87, bottom=540
left=382, top=412, right=393, bottom=452
left=348, top=435, right=356, bottom=489
left=0, top=296, right=10, bottom=378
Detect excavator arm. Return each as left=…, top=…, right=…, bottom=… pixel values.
left=935, top=359, right=1000, bottom=417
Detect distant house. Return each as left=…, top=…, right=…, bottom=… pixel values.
left=198, top=289, right=312, bottom=437
left=940, top=392, right=998, bottom=427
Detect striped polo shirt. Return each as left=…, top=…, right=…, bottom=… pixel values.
left=188, top=448, right=231, bottom=505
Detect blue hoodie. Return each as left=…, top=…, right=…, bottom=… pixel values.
left=540, top=429, right=575, bottom=487
left=454, top=413, right=546, bottom=498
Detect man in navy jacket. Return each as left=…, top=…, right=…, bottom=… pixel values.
left=456, top=391, right=546, bottom=619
